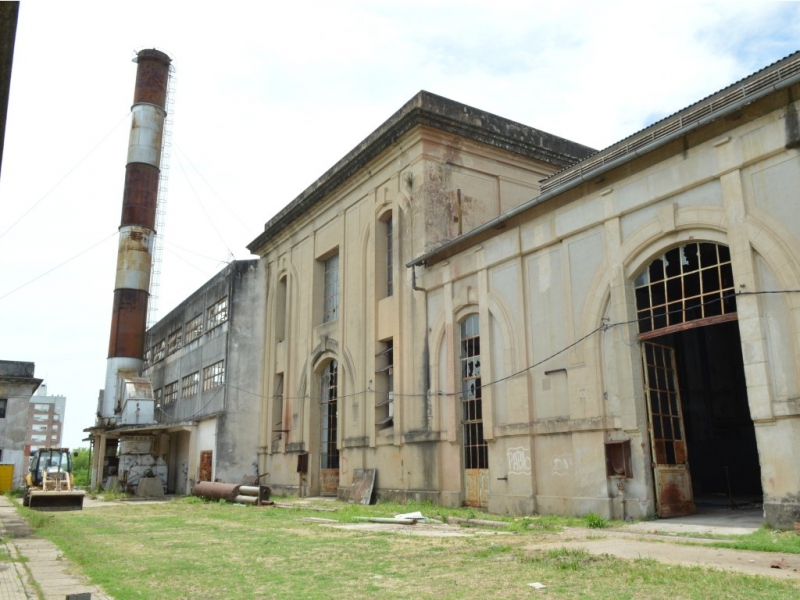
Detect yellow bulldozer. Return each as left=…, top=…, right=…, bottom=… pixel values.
left=23, top=448, right=85, bottom=511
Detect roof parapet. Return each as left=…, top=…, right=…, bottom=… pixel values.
left=247, top=91, right=594, bottom=254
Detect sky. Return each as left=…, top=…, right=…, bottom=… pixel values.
left=1, top=1, right=799, bottom=450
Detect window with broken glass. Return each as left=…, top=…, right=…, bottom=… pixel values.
left=271, top=375, right=284, bottom=447
left=634, top=242, right=737, bottom=337
left=181, top=372, right=199, bottom=398
left=203, top=360, right=225, bottom=391
left=375, top=339, right=394, bottom=429
left=460, top=314, right=487, bottom=469
left=322, top=253, right=339, bottom=323
left=185, top=313, right=203, bottom=344
left=207, top=297, right=228, bottom=330
left=164, top=381, right=179, bottom=405
left=166, top=327, right=182, bottom=355
left=153, top=339, right=166, bottom=362
left=320, top=360, right=339, bottom=469
left=154, top=387, right=163, bottom=406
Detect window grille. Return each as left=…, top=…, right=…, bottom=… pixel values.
left=320, top=360, right=339, bottom=468
left=460, top=315, right=487, bottom=469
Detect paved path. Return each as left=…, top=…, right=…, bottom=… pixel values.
left=0, top=496, right=113, bottom=600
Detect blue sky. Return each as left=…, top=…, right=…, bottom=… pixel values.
left=1, top=1, right=798, bottom=449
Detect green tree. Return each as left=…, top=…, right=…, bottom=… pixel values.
left=71, top=447, right=91, bottom=487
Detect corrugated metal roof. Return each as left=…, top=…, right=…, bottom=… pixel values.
left=540, top=50, right=800, bottom=194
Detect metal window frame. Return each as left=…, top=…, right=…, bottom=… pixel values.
left=153, top=339, right=166, bottom=362
left=386, top=216, right=393, bottom=297
left=634, top=242, right=737, bottom=338
left=181, top=371, right=199, bottom=398
left=166, top=327, right=182, bottom=355
left=460, top=314, right=487, bottom=470
left=323, top=253, right=340, bottom=323
left=207, top=297, right=229, bottom=331
left=203, top=360, right=226, bottom=391
left=184, top=313, right=203, bottom=344
left=164, top=381, right=179, bottom=405
left=320, top=360, right=339, bottom=469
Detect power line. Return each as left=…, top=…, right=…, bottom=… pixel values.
left=173, top=151, right=235, bottom=258
left=215, top=287, right=800, bottom=404
left=0, top=112, right=131, bottom=240
left=0, top=231, right=118, bottom=301
left=173, top=143, right=256, bottom=237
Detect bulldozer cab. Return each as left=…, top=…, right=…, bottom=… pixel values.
left=30, top=448, right=73, bottom=486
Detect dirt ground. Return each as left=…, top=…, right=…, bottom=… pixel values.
left=330, top=510, right=800, bottom=581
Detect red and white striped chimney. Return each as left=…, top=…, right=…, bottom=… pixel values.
left=101, top=49, right=171, bottom=421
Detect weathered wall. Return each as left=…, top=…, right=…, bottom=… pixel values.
left=421, top=83, right=800, bottom=525
left=257, top=119, right=571, bottom=499
left=251, top=71, right=800, bottom=526
left=0, top=361, right=42, bottom=488
left=142, top=259, right=266, bottom=491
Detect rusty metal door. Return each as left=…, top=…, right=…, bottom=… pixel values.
left=464, top=468, right=488, bottom=507
left=642, top=342, right=695, bottom=518
left=199, top=451, right=212, bottom=483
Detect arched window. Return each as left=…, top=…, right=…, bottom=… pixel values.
left=460, top=315, right=487, bottom=469
left=634, top=242, right=737, bottom=337
left=320, top=360, right=339, bottom=469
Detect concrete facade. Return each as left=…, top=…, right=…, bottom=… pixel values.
left=89, top=260, right=266, bottom=493
left=249, top=55, right=800, bottom=527
left=0, top=361, right=42, bottom=488
left=247, top=91, right=595, bottom=501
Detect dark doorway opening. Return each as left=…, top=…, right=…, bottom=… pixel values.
left=653, top=321, right=762, bottom=506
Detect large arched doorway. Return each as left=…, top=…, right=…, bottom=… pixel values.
left=634, top=242, right=762, bottom=517
left=319, top=360, right=339, bottom=497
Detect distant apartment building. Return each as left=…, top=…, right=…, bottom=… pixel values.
left=26, top=384, right=66, bottom=456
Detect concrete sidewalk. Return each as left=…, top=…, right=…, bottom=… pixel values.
left=0, top=496, right=113, bottom=600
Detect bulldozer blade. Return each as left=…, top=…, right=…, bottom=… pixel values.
left=28, top=491, right=85, bottom=511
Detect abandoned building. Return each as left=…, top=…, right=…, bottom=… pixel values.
left=89, top=259, right=266, bottom=494
left=88, top=48, right=800, bottom=528
left=249, top=52, right=800, bottom=528
left=0, top=360, right=43, bottom=489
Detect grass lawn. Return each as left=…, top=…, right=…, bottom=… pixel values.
left=15, top=497, right=800, bottom=600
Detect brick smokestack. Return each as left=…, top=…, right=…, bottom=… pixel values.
left=101, top=49, right=171, bottom=420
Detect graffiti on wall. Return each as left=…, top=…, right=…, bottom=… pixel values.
left=506, top=446, right=531, bottom=475
left=553, top=454, right=573, bottom=477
